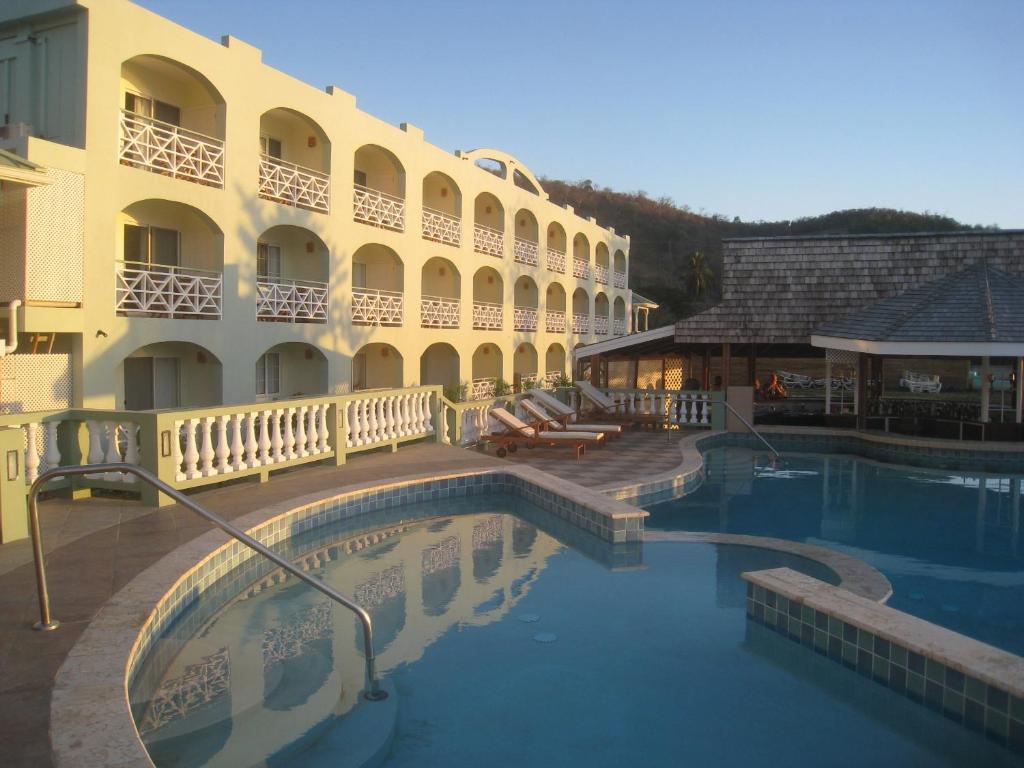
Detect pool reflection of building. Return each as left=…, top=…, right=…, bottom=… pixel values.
left=139, top=513, right=561, bottom=767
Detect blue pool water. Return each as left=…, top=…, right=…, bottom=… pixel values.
left=131, top=494, right=1022, bottom=767
left=646, top=446, right=1024, bottom=656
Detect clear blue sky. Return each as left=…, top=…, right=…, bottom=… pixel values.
left=135, top=0, right=1023, bottom=227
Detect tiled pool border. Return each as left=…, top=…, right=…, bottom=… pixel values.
left=744, top=567, right=1024, bottom=754
left=50, top=464, right=646, bottom=768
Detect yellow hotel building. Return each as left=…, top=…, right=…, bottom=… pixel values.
left=0, top=0, right=633, bottom=414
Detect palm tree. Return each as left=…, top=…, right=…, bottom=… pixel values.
left=688, top=250, right=714, bottom=298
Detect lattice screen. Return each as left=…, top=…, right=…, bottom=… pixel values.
left=607, top=361, right=631, bottom=388
left=664, top=356, right=685, bottom=389
left=0, top=186, right=27, bottom=303
left=0, top=354, right=72, bottom=414
left=26, top=167, right=84, bottom=303
left=637, top=360, right=663, bottom=389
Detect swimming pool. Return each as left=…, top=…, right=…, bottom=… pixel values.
left=130, top=494, right=1022, bottom=767
left=646, top=446, right=1024, bottom=656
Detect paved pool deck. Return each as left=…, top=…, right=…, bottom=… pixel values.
left=0, top=432, right=692, bottom=767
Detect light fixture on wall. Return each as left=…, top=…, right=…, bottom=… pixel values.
left=438, top=267, right=446, bottom=276
left=197, top=352, right=207, bottom=364
left=95, top=329, right=107, bottom=338
left=306, top=241, right=315, bottom=253
left=381, top=347, right=389, bottom=357
left=307, top=136, right=317, bottom=148
left=304, top=348, right=313, bottom=360
left=440, top=188, right=448, bottom=198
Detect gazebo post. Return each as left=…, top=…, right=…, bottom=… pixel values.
left=980, top=356, right=991, bottom=424
left=722, top=343, right=732, bottom=391
left=825, top=358, right=832, bottom=415
left=1016, top=357, right=1023, bottom=424
left=855, top=353, right=867, bottom=429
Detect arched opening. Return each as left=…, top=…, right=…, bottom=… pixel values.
left=572, top=288, right=590, bottom=335
left=474, top=157, right=506, bottom=179
left=119, top=55, right=226, bottom=186
left=351, top=244, right=404, bottom=326
left=353, top=343, right=403, bottom=390
left=613, top=249, right=627, bottom=287
left=117, top=199, right=223, bottom=319
left=420, top=257, right=461, bottom=329
left=420, top=343, right=460, bottom=395
left=255, top=225, right=329, bottom=323
left=546, top=222, right=567, bottom=273
left=613, top=296, right=627, bottom=336
left=422, top=171, right=462, bottom=247
left=514, top=276, right=539, bottom=332
left=121, top=341, right=222, bottom=410
left=545, top=282, right=567, bottom=333
left=595, top=293, right=611, bottom=336
left=513, top=169, right=540, bottom=195
left=258, top=107, right=331, bottom=213
left=513, top=209, right=539, bottom=266
left=473, top=267, right=503, bottom=331
left=545, top=343, right=567, bottom=385
left=473, top=192, right=505, bottom=257
left=595, top=242, right=610, bottom=285
left=256, top=342, right=327, bottom=400
left=472, top=344, right=503, bottom=400
left=353, top=144, right=406, bottom=231
left=572, top=233, right=591, bottom=279
left=513, top=343, right=539, bottom=391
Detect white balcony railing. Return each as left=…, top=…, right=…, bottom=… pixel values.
left=473, top=301, right=503, bottom=330
left=115, top=261, right=222, bottom=319
left=543, top=371, right=563, bottom=387
left=545, top=309, right=566, bottom=333
left=518, top=373, right=540, bottom=390
left=474, top=223, right=504, bottom=257
left=572, top=258, right=591, bottom=280
left=471, top=377, right=497, bottom=401
left=547, top=247, right=566, bottom=273
left=514, top=306, right=538, bottom=332
left=595, top=315, right=610, bottom=335
left=256, top=278, right=328, bottom=323
left=613, top=270, right=627, bottom=289
left=259, top=155, right=330, bottom=213
left=422, top=207, right=461, bottom=247
left=421, top=295, right=460, bottom=328
left=594, top=264, right=609, bottom=285
left=353, top=184, right=405, bottom=231
left=119, top=110, right=224, bottom=187
left=614, top=319, right=627, bottom=336
left=351, top=288, right=403, bottom=326
left=572, top=313, right=589, bottom=334
left=513, top=237, right=539, bottom=266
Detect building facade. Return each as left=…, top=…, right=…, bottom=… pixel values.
left=0, top=0, right=632, bottom=412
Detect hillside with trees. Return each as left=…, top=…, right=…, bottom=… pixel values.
left=541, top=178, right=986, bottom=325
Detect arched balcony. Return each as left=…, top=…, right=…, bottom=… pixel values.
left=255, top=226, right=328, bottom=323
left=545, top=343, right=567, bottom=386
left=474, top=193, right=504, bottom=258
left=613, top=296, right=627, bottom=336
left=351, top=244, right=403, bottom=326
left=546, top=222, right=567, bottom=274
left=471, top=344, right=503, bottom=400
left=353, top=145, right=406, bottom=231
left=256, top=343, right=327, bottom=400
left=116, top=200, right=223, bottom=319
left=514, top=277, right=539, bottom=332
left=572, top=288, right=590, bottom=334
left=595, top=292, right=611, bottom=336
left=595, top=243, right=610, bottom=285
left=513, top=209, right=539, bottom=267
left=572, top=234, right=591, bottom=280
left=420, top=343, right=460, bottom=394
left=613, top=249, right=627, bottom=289
left=421, top=257, right=461, bottom=329
left=514, top=343, right=539, bottom=391
left=545, top=283, right=566, bottom=333
left=353, top=343, right=403, bottom=390
left=119, top=55, right=225, bottom=187
left=473, top=267, right=503, bottom=331
left=258, top=108, right=330, bottom=213
left=121, top=342, right=222, bottom=410
left=422, top=172, right=461, bottom=247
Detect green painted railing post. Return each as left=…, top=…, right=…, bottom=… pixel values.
left=68, top=418, right=92, bottom=500
left=0, top=427, right=28, bottom=542
left=140, top=412, right=176, bottom=507
left=431, top=389, right=446, bottom=444
left=328, top=399, right=347, bottom=466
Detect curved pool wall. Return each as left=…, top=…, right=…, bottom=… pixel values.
left=50, top=466, right=647, bottom=768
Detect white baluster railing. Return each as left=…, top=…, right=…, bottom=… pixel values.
left=343, top=390, right=435, bottom=450
left=259, top=155, right=330, bottom=213
left=422, top=207, right=461, bottom=246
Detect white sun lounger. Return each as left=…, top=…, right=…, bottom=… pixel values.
left=482, top=407, right=604, bottom=459
left=520, top=398, right=622, bottom=438
left=527, top=388, right=577, bottom=420
left=573, top=380, right=666, bottom=427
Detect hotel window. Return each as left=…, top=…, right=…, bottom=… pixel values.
left=123, top=224, right=179, bottom=267
left=124, top=92, right=181, bottom=126
left=260, top=135, right=282, bottom=159
left=256, top=352, right=281, bottom=398
left=257, top=243, right=282, bottom=281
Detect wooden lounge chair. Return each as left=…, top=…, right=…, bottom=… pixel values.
left=573, top=380, right=667, bottom=428
left=481, top=407, right=604, bottom=459
left=527, top=388, right=580, bottom=420
left=520, top=398, right=623, bottom=439
left=899, top=370, right=942, bottom=394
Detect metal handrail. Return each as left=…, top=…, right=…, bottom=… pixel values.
left=27, top=463, right=387, bottom=701
left=717, top=400, right=780, bottom=458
